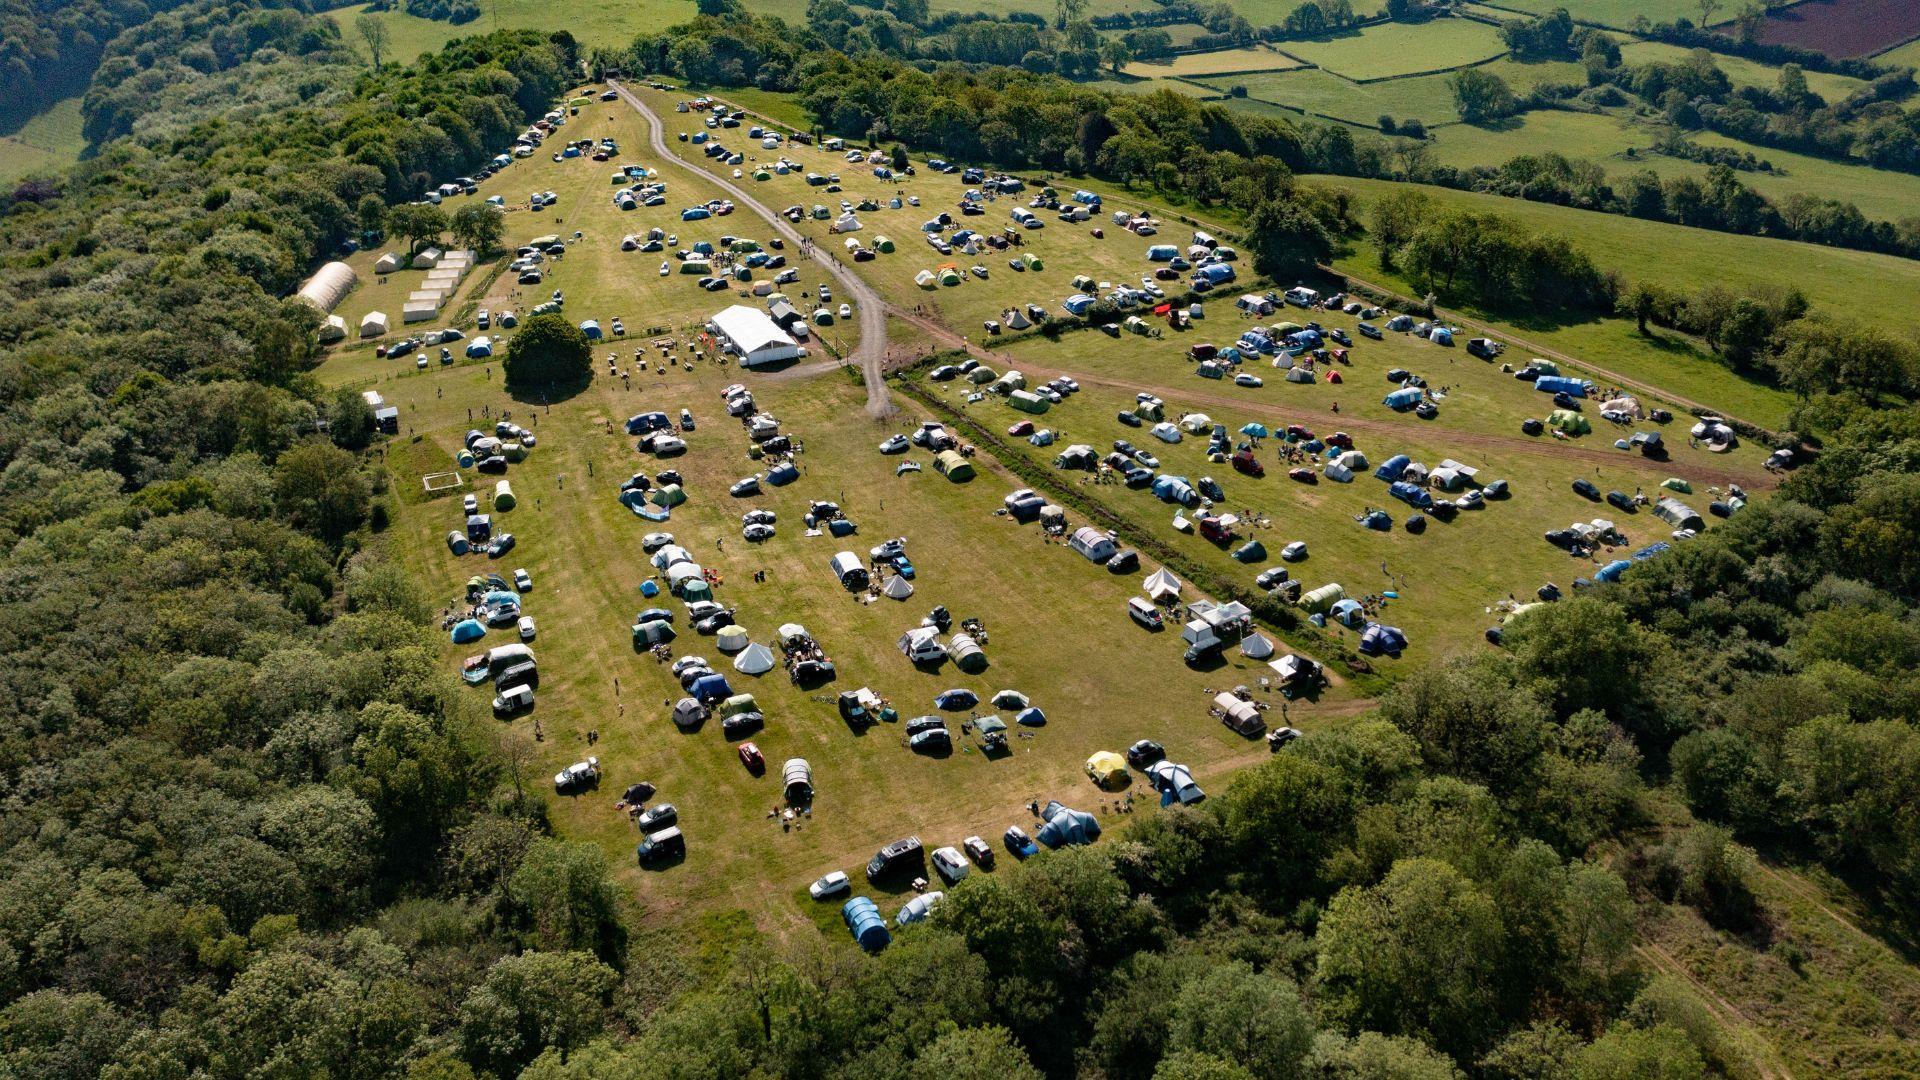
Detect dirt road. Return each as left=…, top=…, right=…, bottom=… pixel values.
left=610, top=81, right=894, bottom=417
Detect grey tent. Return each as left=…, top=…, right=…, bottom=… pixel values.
left=1035, top=801, right=1101, bottom=848
left=782, top=758, right=813, bottom=803
left=1147, top=760, right=1205, bottom=805
left=672, top=698, right=708, bottom=728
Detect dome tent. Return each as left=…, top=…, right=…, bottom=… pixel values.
left=672, top=698, right=708, bottom=728
left=716, top=625, right=749, bottom=652
left=733, top=643, right=776, bottom=675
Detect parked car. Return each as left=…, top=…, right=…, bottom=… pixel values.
left=1004, top=826, right=1039, bottom=859
left=1128, top=597, right=1164, bottom=630
left=635, top=827, right=684, bottom=864
left=1127, top=739, right=1166, bottom=768
left=809, top=870, right=851, bottom=899
left=866, top=836, right=924, bottom=883
left=642, top=531, right=675, bottom=552
left=1116, top=411, right=1142, bottom=427
left=931, top=845, right=970, bottom=885
left=737, top=741, right=765, bottom=772
left=514, top=568, right=533, bottom=591
left=1268, top=727, right=1303, bottom=751
left=553, top=757, right=599, bottom=794
left=1234, top=373, right=1263, bottom=388
left=636, top=804, right=678, bottom=831
left=518, top=616, right=537, bottom=641
left=963, top=835, right=995, bottom=869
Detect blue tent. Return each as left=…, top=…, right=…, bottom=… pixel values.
left=1389, top=481, right=1433, bottom=510
left=1146, top=245, right=1178, bottom=261
left=1330, top=598, right=1365, bottom=628
left=1595, top=559, right=1632, bottom=583
left=451, top=619, right=486, bottom=644
left=1015, top=706, right=1046, bottom=726
left=1287, top=329, right=1321, bottom=350
left=1240, top=423, right=1269, bottom=437
left=1374, top=454, right=1411, bottom=481
left=935, top=688, right=978, bottom=710
left=690, top=673, right=734, bottom=704
left=1063, top=294, right=1095, bottom=316
left=1534, top=375, right=1589, bottom=397
left=1361, top=509, right=1392, bottom=531
left=1631, top=541, right=1672, bottom=563
left=1036, top=801, right=1101, bottom=849
left=1153, top=476, right=1197, bottom=506
left=1195, top=264, right=1234, bottom=285
left=1358, top=623, right=1408, bottom=656
left=842, top=897, right=891, bottom=951
left=639, top=579, right=659, bottom=597
left=1383, top=387, right=1423, bottom=410
left=580, top=320, right=602, bottom=339
left=1232, top=539, right=1266, bottom=563
left=766, top=463, right=800, bottom=486
left=1430, top=326, right=1453, bottom=345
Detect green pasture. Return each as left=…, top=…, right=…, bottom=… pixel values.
left=1203, top=57, right=1583, bottom=127
left=1278, top=17, right=1510, bottom=80
left=1617, top=39, right=1867, bottom=103
left=1877, top=36, right=1920, bottom=68
left=1472, top=0, right=1725, bottom=30
left=1307, top=175, right=1920, bottom=331
left=1123, top=45, right=1306, bottom=78
left=0, top=95, right=85, bottom=184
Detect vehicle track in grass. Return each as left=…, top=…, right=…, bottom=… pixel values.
left=610, top=80, right=894, bottom=418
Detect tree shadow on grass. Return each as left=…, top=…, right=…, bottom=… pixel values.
left=505, top=372, right=593, bottom=406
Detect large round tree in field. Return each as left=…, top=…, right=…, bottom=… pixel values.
left=503, top=314, right=591, bottom=394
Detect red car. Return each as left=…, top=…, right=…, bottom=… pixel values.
left=1007, top=420, right=1034, bottom=436
left=1327, top=431, right=1354, bottom=450
left=1289, top=467, right=1317, bottom=484
left=737, top=741, right=764, bottom=772
left=1231, top=449, right=1265, bottom=478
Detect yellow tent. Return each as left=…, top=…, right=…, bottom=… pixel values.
left=1085, top=751, right=1128, bottom=788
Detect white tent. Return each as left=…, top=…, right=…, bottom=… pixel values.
left=710, top=305, right=802, bottom=367
left=359, top=311, right=389, bottom=338
left=883, top=575, right=915, bottom=600
left=1324, top=461, right=1354, bottom=483
left=373, top=252, right=402, bottom=274
left=413, top=246, right=443, bottom=269
left=1239, top=632, right=1275, bottom=659
left=296, top=261, right=357, bottom=312
left=1143, top=568, right=1182, bottom=602
left=1180, top=413, right=1212, bottom=433
left=716, top=625, right=749, bottom=652
left=318, top=315, right=347, bottom=343
left=833, top=211, right=862, bottom=231
left=777, top=623, right=810, bottom=645
left=733, top=643, right=775, bottom=675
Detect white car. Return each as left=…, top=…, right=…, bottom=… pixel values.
left=931, top=846, right=970, bottom=885
left=518, top=615, right=537, bottom=641
left=464, top=493, right=479, bottom=513
left=514, top=568, right=533, bottom=591
left=838, top=303, right=852, bottom=319
left=642, top=531, right=674, bottom=552
left=1234, top=373, right=1263, bottom=388
left=553, top=756, right=599, bottom=794
left=659, top=261, right=670, bottom=276
left=1281, top=541, right=1308, bottom=561
left=808, top=870, right=851, bottom=899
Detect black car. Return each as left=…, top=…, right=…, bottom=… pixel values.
left=929, top=365, right=959, bottom=381
left=866, top=836, right=924, bottom=883
left=1116, top=411, right=1142, bottom=428
left=1127, top=739, right=1166, bottom=768
left=636, top=826, right=685, bottom=865
left=636, top=804, right=677, bottom=830
left=1572, top=478, right=1601, bottom=500
left=1521, top=418, right=1545, bottom=436
left=1106, top=549, right=1140, bottom=573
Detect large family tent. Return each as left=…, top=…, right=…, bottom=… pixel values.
left=934, top=451, right=975, bottom=481
left=1359, top=623, right=1408, bottom=656
left=843, top=897, right=891, bottom=951
left=782, top=758, right=813, bottom=802
left=1547, top=409, right=1591, bottom=435
left=1147, top=760, right=1205, bottom=806
left=1298, top=583, right=1346, bottom=615
left=1035, top=801, right=1101, bottom=848
left=1143, top=568, right=1182, bottom=602
left=1652, top=497, right=1705, bottom=531
left=451, top=619, right=485, bottom=644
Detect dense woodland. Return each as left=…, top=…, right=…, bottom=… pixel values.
left=0, top=2, right=1918, bottom=1077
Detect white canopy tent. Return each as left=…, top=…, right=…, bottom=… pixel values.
left=733, top=643, right=775, bottom=674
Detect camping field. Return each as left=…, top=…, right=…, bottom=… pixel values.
left=326, top=302, right=1362, bottom=931
left=1276, top=17, right=1511, bottom=80
left=324, top=80, right=1799, bottom=936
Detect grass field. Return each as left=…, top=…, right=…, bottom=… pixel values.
left=1876, top=35, right=1920, bottom=68
left=1474, top=0, right=1721, bottom=30
left=1123, top=45, right=1305, bottom=78
left=0, top=96, right=85, bottom=185
left=1204, top=56, right=1586, bottom=127
left=1617, top=38, right=1867, bottom=103
left=1084, top=77, right=1222, bottom=99
left=1278, top=17, right=1510, bottom=80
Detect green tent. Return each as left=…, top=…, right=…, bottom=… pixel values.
left=679, top=259, right=711, bottom=274
left=752, top=169, right=771, bottom=180
left=1021, top=252, right=1042, bottom=270
left=680, top=578, right=712, bottom=603
left=934, top=450, right=975, bottom=482
left=1661, top=477, right=1692, bottom=494
left=651, top=484, right=687, bottom=508
left=875, top=235, right=894, bottom=253
left=939, top=268, right=962, bottom=286
left=966, top=366, right=997, bottom=384
left=1299, top=582, right=1345, bottom=615
left=1547, top=409, right=1590, bottom=435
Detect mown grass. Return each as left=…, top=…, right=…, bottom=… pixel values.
left=1123, top=45, right=1305, bottom=78
left=332, top=90, right=1365, bottom=935
left=1203, top=57, right=1584, bottom=126
left=0, top=95, right=85, bottom=184
left=1278, top=17, right=1510, bottom=80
